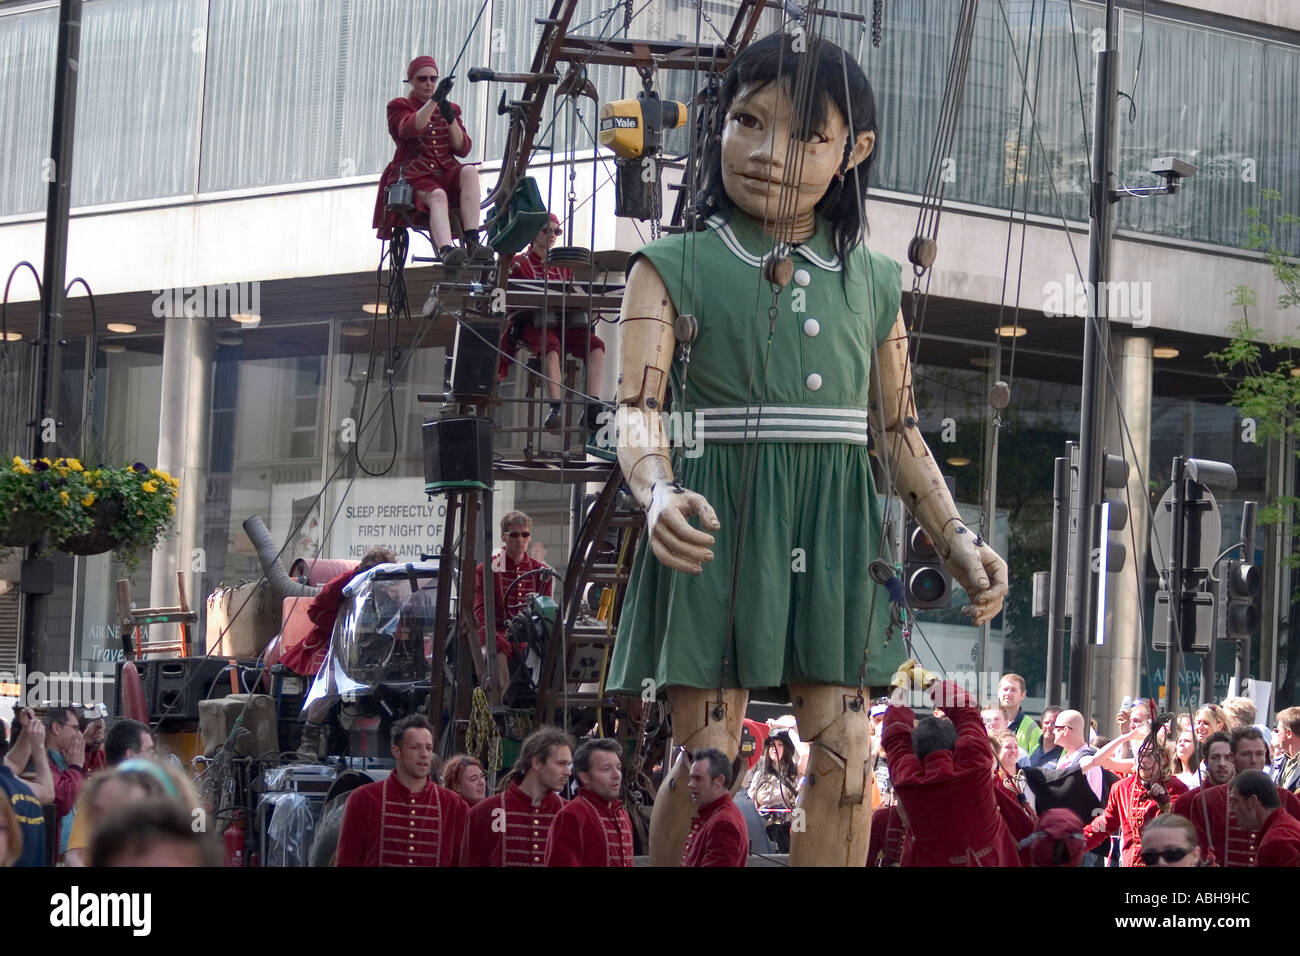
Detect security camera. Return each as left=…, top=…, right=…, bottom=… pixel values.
left=1115, top=156, right=1197, bottom=200
left=1150, top=156, right=1196, bottom=182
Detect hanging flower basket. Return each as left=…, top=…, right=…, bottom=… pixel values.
left=0, top=457, right=178, bottom=568
left=0, top=456, right=94, bottom=557
left=0, top=508, right=50, bottom=548
left=58, top=495, right=126, bottom=556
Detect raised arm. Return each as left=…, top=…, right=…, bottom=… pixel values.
left=870, top=312, right=1008, bottom=625
left=615, top=258, right=719, bottom=574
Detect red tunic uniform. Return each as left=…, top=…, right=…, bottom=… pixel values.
left=336, top=774, right=467, bottom=867
left=280, top=566, right=356, bottom=677
left=373, top=96, right=473, bottom=239
left=498, top=248, right=606, bottom=379
left=1083, top=773, right=1188, bottom=867
left=1256, top=806, right=1300, bottom=866
left=680, top=792, right=749, bottom=867
left=544, top=788, right=635, bottom=867
left=473, top=550, right=554, bottom=656
left=1172, top=783, right=1300, bottom=867
left=881, top=681, right=1021, bottom=867
left=462, top=781, right=565, bottom=867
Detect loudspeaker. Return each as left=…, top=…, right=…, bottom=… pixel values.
left=449, top=320, right=500, bottom=397
left=149, top=658, right=253, bottom=726
left=423, top=417, right=493, bottom=493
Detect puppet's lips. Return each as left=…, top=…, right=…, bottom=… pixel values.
left=736, top=171, right=785, bottom=186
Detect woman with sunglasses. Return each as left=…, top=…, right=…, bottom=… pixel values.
left=373, top=55, right=486, bottom=268
left=1139, top=815, right=1204, bottom=867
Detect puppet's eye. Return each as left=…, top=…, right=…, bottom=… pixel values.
left=804, top=130, right=830, bottom=145
left=732, top=112, right=761, bottom=129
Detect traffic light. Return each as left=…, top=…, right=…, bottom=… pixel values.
left=1151, top=457, right=1235, bottom=654
left=903, top=513, right=953, bottom=610
left=1098, top=453, right=1129, bottom=573
left=1218, top=558, right=1261, bottom=642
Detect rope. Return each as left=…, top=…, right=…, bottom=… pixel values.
left=466, top=686, right=502, bottom=772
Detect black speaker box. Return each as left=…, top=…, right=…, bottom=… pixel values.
left=423, top=416, right=493, bottom=493
left=449, top=320, right=500, bottom=397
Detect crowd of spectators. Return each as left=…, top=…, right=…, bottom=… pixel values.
left=6, top=674, right=1300, bottom=868
left=1, top=708, right=213, bottom=867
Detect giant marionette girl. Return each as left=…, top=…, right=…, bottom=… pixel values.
left=606, top=32, right=1009, bottom=866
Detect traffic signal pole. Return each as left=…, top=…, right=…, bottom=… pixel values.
left=1068, top=1, right=1119, bottom=722
left=1165, top=458, right=1188, bottom=713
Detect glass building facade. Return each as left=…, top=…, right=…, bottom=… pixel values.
left=0, top=0, right=1294, bottom=709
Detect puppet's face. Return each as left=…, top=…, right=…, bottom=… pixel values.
left=719, top=81, right=873, bottom=230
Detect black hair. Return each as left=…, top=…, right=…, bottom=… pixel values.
left=762, top=731, right=799, bottom=781
left=913, top=716, right=957, bottom=759
left=692, top=747, right=733, bottom=788
left=695, top=31, right=879, bottom=262
left=573, top=738, right=622, bottom=776
left=1231, top=769, right=1281, bottom=809
left=1203, top=731, right=1232, bottom=756
left=390, top=714, right=433, bottom=748
left=105, top=718, right=152, bottom=766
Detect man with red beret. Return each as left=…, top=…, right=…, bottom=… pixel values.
left=374, top=55, right=485, bottom=268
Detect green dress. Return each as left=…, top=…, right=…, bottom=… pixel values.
left=605, top=210, right=906, bottom=695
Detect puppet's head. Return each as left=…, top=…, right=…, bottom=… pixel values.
left=695, top=31, right=879, bottom=260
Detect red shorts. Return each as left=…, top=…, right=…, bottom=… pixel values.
left=406, top=160, right=464, bottom=200
left=517, top=325, right=605, bottom=360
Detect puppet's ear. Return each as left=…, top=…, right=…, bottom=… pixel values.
left=845, top=130, right=876, bottom=171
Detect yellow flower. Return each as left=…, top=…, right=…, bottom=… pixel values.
left=11, top=457, right=22, bottom=467
left=67, top=458, right=84, bottom=471
left=38, top=458, right=51, bottom=466
left=12, top=460, right=31, bottom=475
left=142, top=480, right=159, bottom=494
left=60, top=490, right=70, bottom=505
left=81, top=493, right=96, bottom=507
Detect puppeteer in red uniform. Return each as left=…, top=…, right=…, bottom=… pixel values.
left=881, top=680, right=1022, bottom=867
left=474, top=513, right=554, bottom=658
left=1084, top=771, right=1188, bottom=867
left=337, top=773, right=468, bottom=867
left=1173, top=782, right=1300, bottom=866
left=373, top=55, right=475, bottom=243
left=544, top=788, right=635, bottom=867
left=497, top=214, right=606, bottom=381
left=462, top=781, right=565, bottom=867
left=680, top=792, right=749, bottom=868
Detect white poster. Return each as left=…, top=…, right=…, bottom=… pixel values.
left=271, top=477, right=448, bottom=563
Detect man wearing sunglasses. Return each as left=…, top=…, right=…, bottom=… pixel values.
left=373, top=55, right=486, bottom=269
left=474, top=511, right=554, bottom=680
left=498, top=212, right=608, bottom=432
